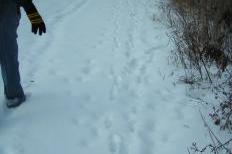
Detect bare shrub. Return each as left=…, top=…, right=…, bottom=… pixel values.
left=161, top=0, right=232, bottom=153
left=164, top=0, right=232, bottom=82
left=188, top=112, right=232, bottom=154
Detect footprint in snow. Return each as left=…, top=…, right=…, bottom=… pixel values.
left=80, top=59, right=97, bottom=79
left=104, top=117, right=113, bottom=130
left=109, top=134, right=128, bottom=154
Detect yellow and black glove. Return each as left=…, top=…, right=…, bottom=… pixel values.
left=23, top=3, right=46, bottom=35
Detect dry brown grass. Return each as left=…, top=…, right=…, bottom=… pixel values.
left=164, top=0, right=232, bottom=82
left=162, top=1, right=232, bottom=153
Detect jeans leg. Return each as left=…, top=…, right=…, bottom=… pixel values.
left=0, top=2, right=24, bottom=99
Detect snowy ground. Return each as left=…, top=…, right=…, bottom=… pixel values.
left=0, top=0, right=212, bottom=153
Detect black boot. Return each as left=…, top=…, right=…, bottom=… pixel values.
left=6, top=95, right=26, bottom=108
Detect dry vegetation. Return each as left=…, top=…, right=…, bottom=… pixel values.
left=161, top=0, right=232, bottom=153
left=166, top=0, right=231, bottom=79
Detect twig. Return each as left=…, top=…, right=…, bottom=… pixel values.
left=199, top=110, right=231, bottom=152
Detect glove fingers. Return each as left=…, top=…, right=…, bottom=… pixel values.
left=39, top=23, right=46, bottom=35
left=42, top=24, right=46, bottom=33
left=32, top=26, right=35, bottom=34
left=31, top=25, right=34, bottom=33
left=39, top=27, right=42, bottom=35
left=31, top=23, right=46, bottom=35
left=35, top=26, right=39, bottom=34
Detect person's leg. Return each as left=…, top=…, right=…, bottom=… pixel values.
left=0, top=1, right=25, bottom=100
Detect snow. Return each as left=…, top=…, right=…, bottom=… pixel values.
left=0, top=0, right=212, bottom=153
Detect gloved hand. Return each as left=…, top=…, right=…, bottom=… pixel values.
left=23, top=3, right=46, bottom=35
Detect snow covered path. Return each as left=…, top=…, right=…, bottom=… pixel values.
left=0, top=0, right=209, bottom=153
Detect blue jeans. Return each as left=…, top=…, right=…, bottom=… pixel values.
left=0, top=0, right=24, bottom=99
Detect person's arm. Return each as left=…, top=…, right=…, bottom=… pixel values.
left=21, top=0, right=46, bottom=35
